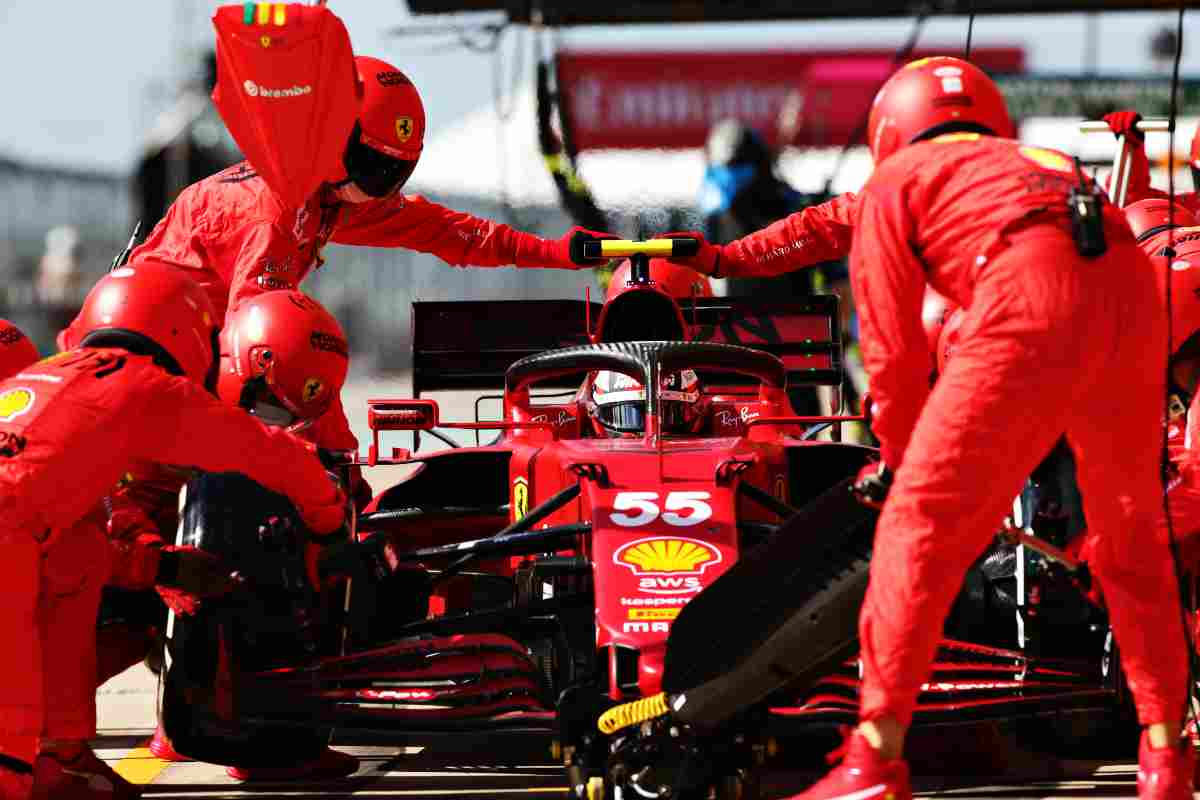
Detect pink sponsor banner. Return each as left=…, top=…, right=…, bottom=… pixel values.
left=555, top=48, right=1025, bottom=151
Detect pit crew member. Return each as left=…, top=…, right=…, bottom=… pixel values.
left=62, top=56, right=612, bottom=339
left=0, top=263, right=346, bottom=800
left=1121, top=199, right=1200, bottom=573
left=101, top=289, right=362, bottom=781
left=788, top=57, right=1191, bottom=800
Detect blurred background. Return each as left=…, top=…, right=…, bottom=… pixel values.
left=1, top=1, right=1197, bottom=381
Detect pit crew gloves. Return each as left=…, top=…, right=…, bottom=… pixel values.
left=1103, top=110, right=1145, bottom=142
left=544, top=226, right=619, bottom=268
left=851, top=461, right=893, bottom=510
left=659, top=231, right=727, bottom=277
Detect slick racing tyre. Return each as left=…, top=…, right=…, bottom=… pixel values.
left=159, top=473, right=335, bottom=767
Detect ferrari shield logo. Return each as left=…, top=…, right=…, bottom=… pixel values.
left=395, top=116, right=414, bottom=143
left=0, top=388, right=35, bottom=423
left=512, top=476, right=529, bottom=520
left=772, top=475, right=788, bottom=503
left=302, top=378, right=324, bottom=404
left=260, top=36, right=272, bottom=48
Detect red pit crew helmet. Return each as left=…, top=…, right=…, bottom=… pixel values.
left=74, top=260, right=219, bottom=386
left=589, top=368, right=706, bottom=437
left=341, top=56, right=426, bottom=198
left=0, top=320, right=39, bottom=380
left=1125, top=198, right=1198, bottom=243
left=218, top=290, right=350, bottom=428
left=867, top=56, right=1015, bottom=165
left=1141, top=227, right=1200, bottom=359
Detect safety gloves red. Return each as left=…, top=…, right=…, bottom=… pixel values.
left=851, top=460, right=893, bottom=510
left=657, top=231, right=726, bottom=277
left=1103, top=110, right=1145, bottom=143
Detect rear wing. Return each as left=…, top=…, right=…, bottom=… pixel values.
left=411, top=295, right=842, bottom=395
left=690, top=295, right=842, bottom=387
left=412, top=300, right=596, bottom=395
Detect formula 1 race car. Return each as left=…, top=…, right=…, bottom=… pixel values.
left=161, top=242, right=1134, bottom=800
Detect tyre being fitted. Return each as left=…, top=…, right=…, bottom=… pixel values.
left=160, top=472, right=341, bottom=767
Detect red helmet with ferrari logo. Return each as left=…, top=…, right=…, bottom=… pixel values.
left=74, top=260, right=219, bottom=386
left=218, top=290, right=349, bottom=427
left=1125, top=198, right=1197, bottom=243
left=867, top=56, right=1015, bottom=165
left=341, top=56, right=425, bottom=198
left=0, top=320, right=39, bottom=381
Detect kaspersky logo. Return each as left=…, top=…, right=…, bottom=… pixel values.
left=613, top=536, right=722, bottom=595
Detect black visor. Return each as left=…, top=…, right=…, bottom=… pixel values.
left=597, top=401, right=645, bottom=434
left=595, top=399, right=694, bottom=436
left=343, top=122, right=418, bottom=198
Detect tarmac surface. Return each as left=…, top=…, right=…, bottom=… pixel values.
left=91, top=375, right=1168, bottom=798
left=92, top=664, right=1156, bottom=800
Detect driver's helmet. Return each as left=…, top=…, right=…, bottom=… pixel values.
left=589, top=368, right=706, bottom=436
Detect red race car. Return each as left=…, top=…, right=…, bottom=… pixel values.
left=161, top=243, right=1134, bottom=800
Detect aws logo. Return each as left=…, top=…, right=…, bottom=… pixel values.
left=0, top=388, right=35, bottom=423
left=614, top=536, right=721, bottom=577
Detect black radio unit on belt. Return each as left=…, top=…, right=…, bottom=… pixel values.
left=1069, top=156, right=1107, bottom=258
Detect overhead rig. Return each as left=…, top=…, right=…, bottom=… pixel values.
left=407, top=1, right=1192, bottom=26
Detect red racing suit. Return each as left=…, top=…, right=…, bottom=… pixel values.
left=58, top=162, right=581, bottom=458
left=0, top=349, right=344, bottom=765
left=124, top=162, right=581, bottom=322
left=850, top=133, right=1186, bottom=729
left=716, top=192, right=857, bottom=277
left=103, top=395, right=362, bottom=596
left=97, top=393, right=367, bottom=686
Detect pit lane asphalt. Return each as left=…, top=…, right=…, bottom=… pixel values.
left=96, top=662, right=1159, bottom=800
left=93, top=377, right=1161, bottom=798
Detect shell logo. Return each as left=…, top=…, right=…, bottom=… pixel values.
left=1019, top=146, right=1073, bottom=174
left=0, top=388, right=34, bottom=423
left=614, top=536, right=722, bottom=576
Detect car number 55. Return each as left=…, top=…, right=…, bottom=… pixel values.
left=610, top=491, right=713, bottom=527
